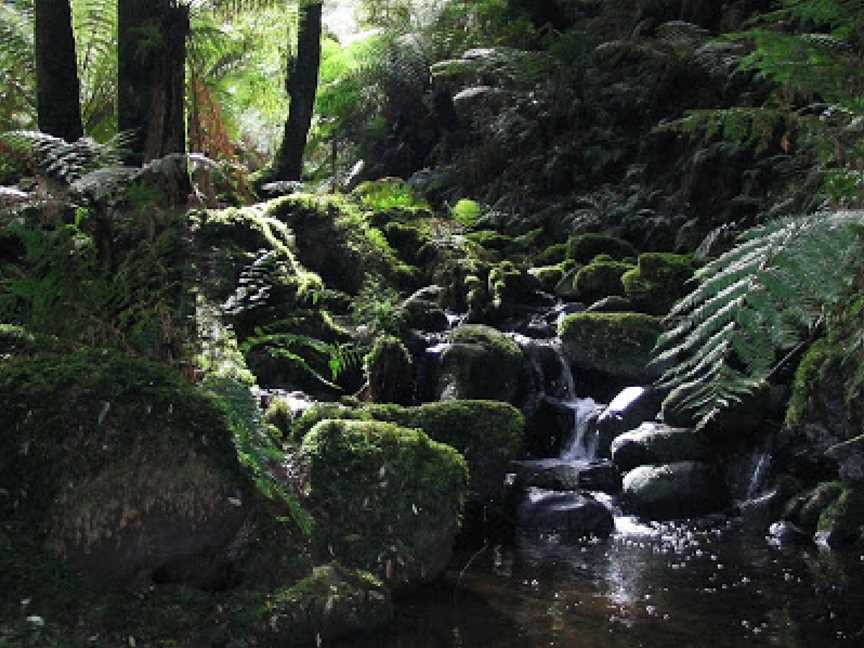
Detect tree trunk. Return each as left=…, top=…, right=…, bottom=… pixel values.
left=34, top=0, right=83, bottom=142
left=118, top=0, right=188, bottom=165
left=273, top=1, right=323, bottom=181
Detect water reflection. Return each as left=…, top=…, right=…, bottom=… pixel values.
left=336, top=520, right=864, bottom=647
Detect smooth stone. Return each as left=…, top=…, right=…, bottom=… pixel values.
left=517, top=488, right=614, bottom=536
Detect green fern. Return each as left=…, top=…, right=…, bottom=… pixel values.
left=654, top=210, right=864, bottom=429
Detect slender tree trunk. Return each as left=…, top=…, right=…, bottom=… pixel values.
left=273, top=1, right=323, bottom=181
left=118, top=0, right=188, bottom=165
left=34, top=0, right=83, bottom=142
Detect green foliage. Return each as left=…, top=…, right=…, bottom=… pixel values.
left=654, top=210, right=864, bottom=429
left=450, top=198, right=481, bottom=227
left=0, top=1, right=35, bottom=131
left=355, top=178, right=430, bottom=211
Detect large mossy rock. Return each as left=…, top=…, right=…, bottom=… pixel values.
left=366, top=400, right=525, bottom=503
left=621, top=253, right=696, bottom=315
left=230, top=563, right=393, bottom=646
left=292, top=400, right=524, bottom=505
left=622, top=461, right=724, bottom=520
left=815, top=484, right=864, bottom=547
left=297, top=420, right=468, bottom=591
left=0, top=350, right=257, bottom=587
left=559, top=312, right=663, bottom=383
left=436, top=324, right=527, bottom=404
left=573, top=258, right=635, bottom=305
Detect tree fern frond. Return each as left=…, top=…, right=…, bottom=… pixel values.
left=654, top=210, right=864, bottom=429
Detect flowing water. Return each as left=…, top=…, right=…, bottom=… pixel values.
left=340, top=333, right=864, bottom=647
left=338, top=521, right=864, bottom=647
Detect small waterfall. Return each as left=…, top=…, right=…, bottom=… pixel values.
left=746, top=451, right=772, bottom=499
left=561, top=397, right=600, bottom=461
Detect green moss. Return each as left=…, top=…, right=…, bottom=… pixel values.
left=300, top=419, right=468, bottom=588
left=291, top=403, right=372, bottom=441
left=353, top=177, right=430, bottom=212
left=466, top=230, right=515, bottom=252
left=534, top=242, right=569, bottom=265
left=817, top=484, right=864, bottom=543
left=785, top=338, right=832, bottom=427
left=264, top=397, right=294, bottom=440
left=441, top=325, right=526, bottom=401
left=365, top=335, right=415, bottom=405
left=621, top=253, right=695, bottom=315
left=567, top=233, right=636, bottom=264
left=364, top=400, right=524, bottom=502
left=573, top=259, right=635, bottom=304
left=451, top=198, right=482, bottom=227
left=529, top=264, right=565, bottom=291
left=559, top=312, right=663, bottom=381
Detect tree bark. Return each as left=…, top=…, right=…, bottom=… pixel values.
left=34, top=0, right=83, bottom=142
left=118, top=0, right=188, bottom=165
left=273, top=1, right=323, bottom=181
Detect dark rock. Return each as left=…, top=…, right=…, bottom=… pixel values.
left=586, top=295, right=634, bottom=313
left=767, top=521, right=811, bottom=546
left=524, top=396, right=579, bottom=457
left=401, top=287, right=449, bottom=332
left=595, top=386, right=662, bottom=457
left=622, top=461, right=723, bottom=519
left=611, top=422, right=709, bottom=471
left=518, top=488, right=614, bottom=536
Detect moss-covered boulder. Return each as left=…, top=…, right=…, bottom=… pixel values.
left=230, top=563, right=393, bottom=646
left=436, top=324, right=527, bottom=404
left=365, top=400, right=525, bottom=503
left=816, top=484, right=864, bottom=547
left=573, top=258, right=635, bottom=305
left=567, top=233, right=636, bottom=264
left=0, top=350, right=258, bottom=587
left=297, top=420, right=468, bottom=591
left=621, top=253, right=696, bottom=315
left=559, top=312, right=663, bottom=383
left=365, top=335, right=415, bottom=405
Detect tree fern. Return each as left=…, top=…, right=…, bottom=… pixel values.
left=654, top=210, right=864, bottom=429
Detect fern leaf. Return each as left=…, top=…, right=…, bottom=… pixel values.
left=654, top=210, right=864, bottom=428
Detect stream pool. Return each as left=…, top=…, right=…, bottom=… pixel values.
left=337, top=518, right=864, bottom=647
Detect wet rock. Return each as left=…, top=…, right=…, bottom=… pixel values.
left=510, top=458, right=621, bottom=494
left=559, top=312, right=663, bottom=384
left=400, top=286, right=449, bottom=332
left=767, top=521, right=811, bottom=546
left=825, top=436, right=864, bottom=482
left=622, top=461, right=723, bottom=519
left=595, top=386, right=662, bottom=457
left=611, top=422, right=710, bottom=472
left=815, top=484, right=864, bottom=548
left=524, top=396, right=579, bottom=457
left=365, top=336, right=415, bottom=405
left=298, top=419, right=468, bottom=591
left=518, top=488, right=614, bottom=536
left=577, top=461, right=622, bottom=493
left=436, top=324, right=527, bottom=404
left=586, top=295, right=634, bottom=313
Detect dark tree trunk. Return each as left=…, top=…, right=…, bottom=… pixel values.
left=118, top=0, right=189, bottom=165
left=273, top=1, right=323, bottom=181
left=34, top=0, right=83, bottom=142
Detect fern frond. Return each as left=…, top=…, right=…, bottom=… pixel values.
left=654, top=210, right=864, bottom=429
